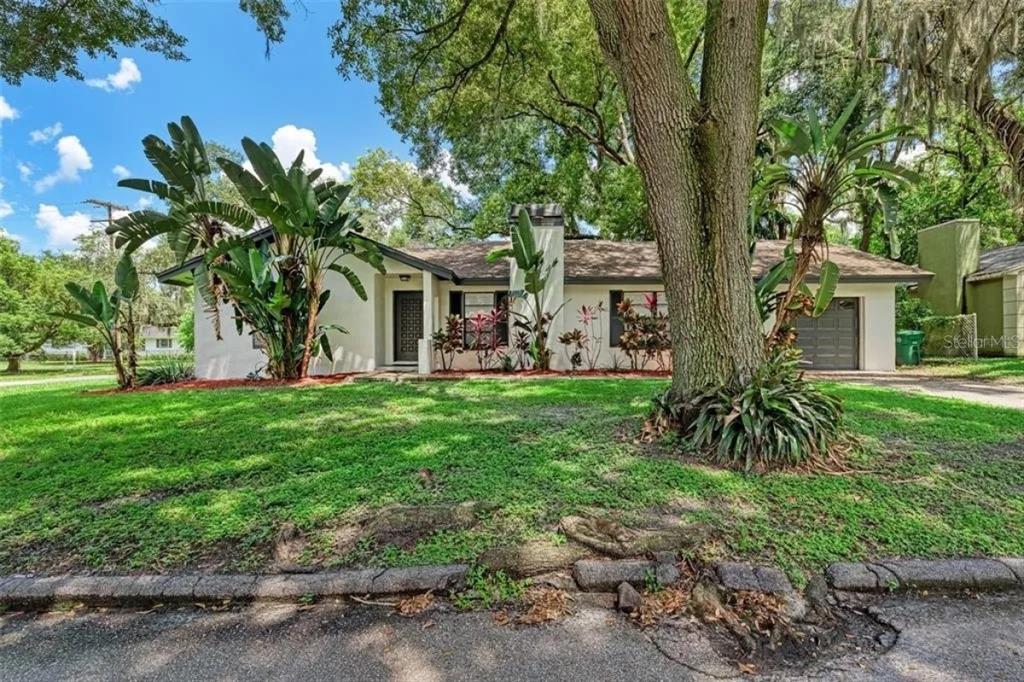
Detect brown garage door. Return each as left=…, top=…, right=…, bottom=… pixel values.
left=794, top=298, right=859, bottom=370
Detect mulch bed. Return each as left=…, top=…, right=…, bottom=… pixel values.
left=428, top=369, right=671, bottom=380
left=87, top=373, right=358, bottom=394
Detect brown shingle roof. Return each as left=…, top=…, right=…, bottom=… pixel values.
left=404, top=239, right=931, bottom=283
left=968, top=242, right=1024, bottom=281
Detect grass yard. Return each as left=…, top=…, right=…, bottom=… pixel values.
left=1, top=377, right=1022, bottom=579
left=904, top=357, right=1024, bottom=384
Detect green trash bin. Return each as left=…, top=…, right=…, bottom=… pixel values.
left=896, top=330, right=925, bottom=366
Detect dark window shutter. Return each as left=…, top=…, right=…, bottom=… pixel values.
left=609, top=290, right=624, bottom=347
left=449, top=291, right=463, bottom=319
left=449, top=291, right=466, bottom=344
left=494, top=291, right=510, bottom=344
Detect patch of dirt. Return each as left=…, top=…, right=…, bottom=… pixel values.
left=637, top=564, right=896, bottom=677
left=479, top=539, right=594, bottom=577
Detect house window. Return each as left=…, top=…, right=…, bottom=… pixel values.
left=449, top=290, right=510, bottom=346
left=155, top=338, right=173, bottom=349
left=609, top=290, right=668, bottom=347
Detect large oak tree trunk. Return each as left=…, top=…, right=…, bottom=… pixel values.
left=972, top=88, right=1024, bottom=192
left=5, top=356, right=21, bottom=373
left=588, top=0, right=768, bottom=395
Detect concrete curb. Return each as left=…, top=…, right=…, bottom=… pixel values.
left=4, top=556, right=1022, bottom=610
left=825, top=558, right=1024, bottom=593
left=0, top=565, right=469, bottom=608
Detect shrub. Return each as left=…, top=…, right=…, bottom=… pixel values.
left=654, top=350, right=846, bottom=471
left=431, top=314, right=464, bottom=371
left=557, top=328, right=586, bottom=372
left=466, top=308, right=507, bottom=370
left=137, top=355, right=195, bottom=386
left=616, top=294, right=670, bottom=370
left=895, top=286, right=933, bottom=331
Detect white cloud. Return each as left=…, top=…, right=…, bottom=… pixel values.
left=112, top=164, right=131, bottom=179
left=85, top=58, right=142, bottom=92
left=35, top=204, right=92, bottom=249
left=0, top=200, right=13, bottom=220
left=18, top=162, right=32, bottom=181
left=0, top=96, right=18, bottom=122
left=34, top=135, right=93, bottom=193
left=136, top=197, right=153, bottom=209
left=267, top=125, right=351, bottom=182
left=29, top=122, right=63, bottom=144
left=0, top=228, right=22, bottom=242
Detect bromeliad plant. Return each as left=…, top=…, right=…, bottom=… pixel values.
left=763, top=95, right=918, bottom=348
left=486, top=209, right=561, bottom=370
left=51, top=255, right=141, bottom=390
left=652, top=349, right=847, bottom=471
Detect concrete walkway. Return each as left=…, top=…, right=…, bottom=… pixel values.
left=816, top=372, right=1024, bottom=410
left=2, top=593, right=1023, bottom=680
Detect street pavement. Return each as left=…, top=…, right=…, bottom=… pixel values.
left=1, top=592, right=1022, bottom=680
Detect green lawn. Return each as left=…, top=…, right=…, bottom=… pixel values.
left=904, top=357, right=1024, bottom=384
left=0, top=361, right=119, bottom=382
left=1, top=378, right=1022, bottom=578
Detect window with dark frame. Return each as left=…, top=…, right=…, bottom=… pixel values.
left=608, top=289, right=668, bottom=347
left=449, top=290, right=509, bottom=346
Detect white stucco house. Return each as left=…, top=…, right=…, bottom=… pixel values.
left=158, top=205, right=932, bottom=380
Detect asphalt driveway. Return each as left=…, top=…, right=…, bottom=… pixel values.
left=2, top=593, right=1023, bottom=681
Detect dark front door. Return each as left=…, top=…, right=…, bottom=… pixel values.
left=794, top=297, right=860, bottom=370
left=394, top=291, right=423, bottom=363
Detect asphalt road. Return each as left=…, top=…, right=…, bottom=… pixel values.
left=1, top=592, right=1022, bottom=681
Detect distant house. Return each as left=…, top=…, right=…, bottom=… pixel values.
left=139, top=325, right=182, bottom=356
left=917, top=219, right=1024, bottom=356
left=42, top=326, right=181, bottom=360
left=158, top=205, right=931, bottom=380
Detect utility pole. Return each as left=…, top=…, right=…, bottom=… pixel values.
left=83, top=198, right=128, bottom=250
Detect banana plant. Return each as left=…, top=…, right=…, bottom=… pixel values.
left=756, top=243, right=839, bottom=324
left=51, top=255, right=140, bottom=389
left=211, top=139, right=385, bottom=379
left=486, top=209, right=561, bottom=370
left=763, top=94, right=919, bottom=347
left=108, top=116, right=253, bottom=339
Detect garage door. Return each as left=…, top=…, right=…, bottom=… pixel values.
left=794, top=298, right=859, bottom=370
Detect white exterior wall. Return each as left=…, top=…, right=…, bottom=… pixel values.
left=192, top=253, right=398, bottom=379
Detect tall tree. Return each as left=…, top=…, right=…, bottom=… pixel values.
left=348, top=148, right=470, bottom=246
left=0, top=236, right=83, bottom=371
left=848, top=1, right=1024, bottom=194
left=0, top=0, right=287, bottom=85
left=587, top=0, right=769, bottom=392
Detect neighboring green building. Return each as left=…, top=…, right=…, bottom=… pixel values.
left=917, top=219, right=1024, bottom=357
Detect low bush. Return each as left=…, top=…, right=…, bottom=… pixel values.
left=136, top=355, right=195, bottom=386
left=654, top=350, right=847, bottom=471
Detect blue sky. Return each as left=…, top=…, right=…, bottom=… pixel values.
left=0, top=1, right=409, bottom=253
